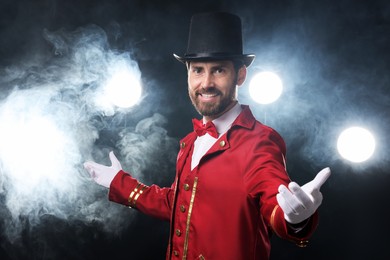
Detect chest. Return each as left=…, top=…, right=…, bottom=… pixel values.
left=179, top=141, right=250, bottom=204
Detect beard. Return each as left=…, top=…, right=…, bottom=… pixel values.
left=189, top=83, right=237, bottom=117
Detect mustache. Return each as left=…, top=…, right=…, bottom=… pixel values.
left=196, top=87, right=222, bottom=95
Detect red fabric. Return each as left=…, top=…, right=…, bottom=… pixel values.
left=109, top=105, right=319, bottom=260
left=192, top=118, right=219, bottom=138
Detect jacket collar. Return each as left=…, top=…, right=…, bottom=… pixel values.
left=230, top=105, right=256, bottom=130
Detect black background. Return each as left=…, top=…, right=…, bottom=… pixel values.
left=0, top=0, right=389, bottom=259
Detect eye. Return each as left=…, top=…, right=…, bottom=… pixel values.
left=214, top=68, right=225, bottom=74
left=191, top=67, right=203, bottom=74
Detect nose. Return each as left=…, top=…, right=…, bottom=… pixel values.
left=201, top=72, right=215, bottom=89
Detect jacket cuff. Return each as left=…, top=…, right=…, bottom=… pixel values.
left=270, top=205, right=319, bottom=247
left=109, top=170, right=143, bottom=207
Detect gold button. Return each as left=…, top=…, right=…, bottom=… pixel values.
left=180, top=142, right=186, bottom=149
left=183, top=183, right=190, bottom=191
left=219, top=140, right=226, bottom=147
left=173, top=250, right=179, bottom=256
left=296, top=240, right=309, bottom=248
left=175, top=229, right=181, bottom=236
left=180, top=205, right=186, bottom=213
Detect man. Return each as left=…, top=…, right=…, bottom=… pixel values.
left=84, top=12, right=330, bottom=259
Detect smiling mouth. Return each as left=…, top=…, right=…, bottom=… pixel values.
left=196, top=92, right=219, bottom=102
left=198, top=93, right=218, bottom=98
left=196, top=88, right=220, bottom=97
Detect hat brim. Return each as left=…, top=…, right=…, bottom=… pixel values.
left=173, top=53, right=255, bottom=67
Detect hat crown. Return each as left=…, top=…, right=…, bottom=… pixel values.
left=174, top=12, right=255, bottom=67
left=186, top=12, right=243, bottom=56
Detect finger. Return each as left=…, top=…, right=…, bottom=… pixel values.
left=83, top=163, right=96, bottom=178
left=278, top=184, right=304, bottom=214
left=276, top=193, right=293, bottom=215
left=84, top=161, right=104, bottom=169
left=289, top=182, right=312, bottom=208
left=311, top=167, right=331, bottom=190
left=278, top=184, right=288, bottom=193
left=83, top=162, right=94, bottom=172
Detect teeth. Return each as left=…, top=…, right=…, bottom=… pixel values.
left=202, top=93, right=217, bottom=98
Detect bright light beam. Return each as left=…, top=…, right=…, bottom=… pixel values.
left=0, top=113, right=74, bottom=192
left=105, top=68, right=142, bottom=108
left=0, top=87, right=84, bottom=198
left=249, top=71, right=283, bottom=104
left=337, top=126, right=376, bottom=163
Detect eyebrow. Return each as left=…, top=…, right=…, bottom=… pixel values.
left=190, top=62, right=229, bottom=70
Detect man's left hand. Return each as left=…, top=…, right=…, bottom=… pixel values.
left=84, top=151, right=122, bottom=188
left=276, top=167, right=331, bottom=224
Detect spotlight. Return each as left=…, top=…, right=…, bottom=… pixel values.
left=249, top=71, right=283, bottom=104
left=0, top=113, right=72, bottom=189
left=337, top=126, right=376, bottom=163
left=105, top=68, right=142, bottom=108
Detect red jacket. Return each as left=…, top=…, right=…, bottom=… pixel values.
left=109, top=105, right=318, bottom=259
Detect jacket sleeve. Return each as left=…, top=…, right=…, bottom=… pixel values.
left=245, top=127, right=318, bottom=246
left=108, top=170, right=174, bottom=221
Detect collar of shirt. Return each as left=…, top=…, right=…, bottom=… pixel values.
left=204, top=102, right=243, bottom=137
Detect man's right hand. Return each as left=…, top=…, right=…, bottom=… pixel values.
left=276, top=167, right=331, bottom=224
left=84, top=151, right=122, bottom=188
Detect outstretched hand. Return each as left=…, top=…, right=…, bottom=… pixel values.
left=276, top=167, right=331, bottom=224
left=84, top=151, right=122, bottom=188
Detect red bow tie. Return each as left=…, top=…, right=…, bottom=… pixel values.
left=192, top=119, right=219, bottom=138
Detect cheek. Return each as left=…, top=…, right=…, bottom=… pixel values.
left=187, top=76, right=192, bottom=88
left=188, top=77, right=200, bottom=92
left=220, top=81, right=237, bottom=96
left=187, top=83, right=194, bottom=94
left=187, top=82, right=195, bottom=97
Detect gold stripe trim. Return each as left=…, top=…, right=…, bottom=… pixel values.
left=270, top=205, right=283, bottom=237
left=183, top=177, right=198, bottom=260
left=128, top=183, right=141, bottom=204
left=128, top=183, right=148, bottom=207
left=133, top=185, right=147, bottom=206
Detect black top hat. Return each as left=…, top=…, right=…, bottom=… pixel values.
left=174, top=12, right=255, bottom=67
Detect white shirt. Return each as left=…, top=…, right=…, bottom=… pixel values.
left=191, top=103, right=243, bottom=170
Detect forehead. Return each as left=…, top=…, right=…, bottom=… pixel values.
left=188, top=60, right=234, bottom=68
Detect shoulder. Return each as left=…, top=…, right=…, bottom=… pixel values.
left=179, top=130, right=197, bottom=144
left=233, top=105, right=286, bottom=153
left=235, top=105, right=284, bottom=138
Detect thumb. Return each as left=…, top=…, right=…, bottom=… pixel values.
left=109, top=151, right=122, bottom=169
left=311, top=167, right=331, bottom=190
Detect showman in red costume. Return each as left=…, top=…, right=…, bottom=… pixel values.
left=84, top=12, right=331, bottom=260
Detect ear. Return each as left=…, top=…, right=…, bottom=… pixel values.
left=236, top=66, right=247, bottom=86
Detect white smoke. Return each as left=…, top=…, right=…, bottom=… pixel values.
left=0, top=24, right=177, bottom=244
left=117, top=113, right=178, bottom=183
